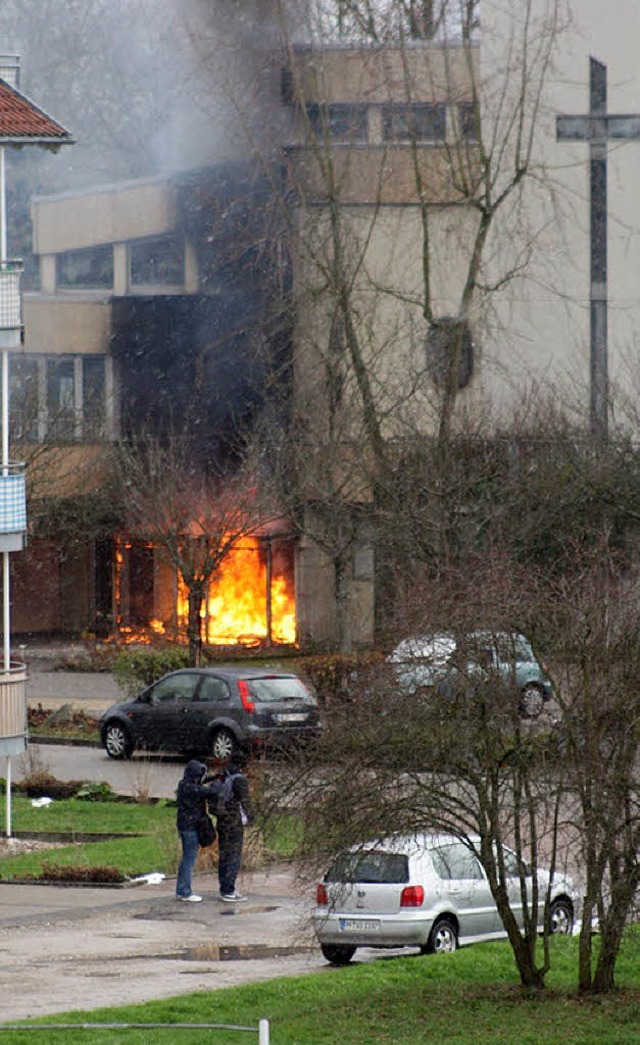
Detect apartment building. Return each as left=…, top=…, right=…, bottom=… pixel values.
left=11, top=3, right=640, bottom=648
left=13, top=165, right=294, bottom=642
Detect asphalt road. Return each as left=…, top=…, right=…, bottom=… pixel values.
left=18, top=742, right=189, bottom=799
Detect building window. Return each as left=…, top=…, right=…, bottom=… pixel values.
left=306, top=104, right=368, bottom=141
left=46, top=358, right=75, bottom=438
left=8, top=353, right=109, bottom=444
left=382, top=103, right=446, bottom=142
left=9, top=356, right=39, bottom=442
left=458, top=102, right=479, bottom=141
left=130, top=234, right=184, bottom=287
left=56, top=245, right=114, bottom=289
left=83, top=356, right=106, bottom=438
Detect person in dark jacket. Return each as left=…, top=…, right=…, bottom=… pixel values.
left=216, top=749, right=255, bottom=902
left=175, top=759, right=222, bottom=902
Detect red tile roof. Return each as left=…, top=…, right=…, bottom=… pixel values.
left=0, top=77, right=72, bottom=146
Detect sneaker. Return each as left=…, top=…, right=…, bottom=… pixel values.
left=220, top=891, right=248, bottom=902
left=177, top=894, right=203, bottom=903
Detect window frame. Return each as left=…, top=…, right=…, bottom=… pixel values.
left=382, top=103, right=446, bottom=142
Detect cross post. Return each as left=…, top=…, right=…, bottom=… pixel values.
left=557, top=57, right=640, bottom=440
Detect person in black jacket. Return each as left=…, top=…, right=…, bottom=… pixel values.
left=175, top=759, right=223, bottom=902
left=216, top=749, right=255, bottom=902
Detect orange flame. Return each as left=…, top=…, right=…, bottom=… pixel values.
left=113, top=533, right=296, bottom=647
left=177, top=537, right=296, bottom=646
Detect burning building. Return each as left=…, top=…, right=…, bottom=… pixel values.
left=11, top=162, right=300, bottom=649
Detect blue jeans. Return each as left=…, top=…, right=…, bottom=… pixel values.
left=176, top=829, right=199, bottom=897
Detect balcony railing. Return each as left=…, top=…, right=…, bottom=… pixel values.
left=0, top=259, right=22, bottom=330
left=0, top=659, right=27, bottom=754
left=0, top=464, right=26, bottom=551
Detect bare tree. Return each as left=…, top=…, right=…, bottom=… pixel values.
left=281, top=553, right=572, bottom=989
left=113, top=433, right=280, bottom=665
left=546, top=552, right=640, bottom=993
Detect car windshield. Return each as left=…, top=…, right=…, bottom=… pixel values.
left=325, top=850, right=409, bottom=884
left=246, top=676, right=314, bottom=704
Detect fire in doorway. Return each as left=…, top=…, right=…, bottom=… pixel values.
left=114, top=533, right=296, bottom=647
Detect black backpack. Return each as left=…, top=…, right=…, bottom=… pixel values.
left=207, top=771, right=237, bottom=817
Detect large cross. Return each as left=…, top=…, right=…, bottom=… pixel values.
left=557, top=57, right=640, bottom=440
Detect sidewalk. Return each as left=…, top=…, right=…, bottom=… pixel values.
left=0, top=863, right=322, bottom=1022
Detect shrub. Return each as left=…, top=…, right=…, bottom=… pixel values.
left=112, top=647, right=192, bottom=694
left=28, top=705, right=99, bottom=737
left=35, top=862, right=126, bottom=883
left=299, top=651, right=385, bottom=707
left=74, top=781, right=119, bottom=802
left=16, top=771, right=86, bottom=800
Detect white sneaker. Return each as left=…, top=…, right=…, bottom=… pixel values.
left=177, top=894, right=203, bottom=903
left=220, top=891, right=247, bottom=902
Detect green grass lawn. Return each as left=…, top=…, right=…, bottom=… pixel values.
left=0, top=793, right=179, bottom=879
left=3, top=932, right=640, bottom=1044
left=0, top=794, right=299, bottom=880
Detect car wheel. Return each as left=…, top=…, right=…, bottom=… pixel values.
left=210, top=728, right=236, bottom=760
left=102, top=721, right=133, bottom=760
left=320, top=943, right=356, bottom=966
left=424, top=917, right=458, bottom=955
left=520, top=683, right=545, bottom=718
left=549, top=898, right=574, bottom=935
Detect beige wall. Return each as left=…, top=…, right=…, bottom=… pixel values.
left=290, top=43, right=478, bottom=104
left=296, top=535, right=374, bottom=647
left=23, top=297, right=111, bottom=354
left=31, top=177, right=177, bottom=255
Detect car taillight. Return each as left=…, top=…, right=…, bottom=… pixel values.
left=237, top=679, right=255, bottom=713
left=400, top=885, right=424, bottom=907
left=316, top=883, right=328, bottom=905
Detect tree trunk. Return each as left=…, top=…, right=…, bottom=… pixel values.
left=334, top=553, right=353, bottom=653
left=187, top=582, right=204, bottom=667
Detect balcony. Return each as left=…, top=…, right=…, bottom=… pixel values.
left=0, top=465, right=26, bottom=551
left=0, top=659, right=27, bottom=755
left=0, top=259, right=23, bottom=348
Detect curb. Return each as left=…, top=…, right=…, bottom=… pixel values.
left=30, top=736, right=100, bottom=748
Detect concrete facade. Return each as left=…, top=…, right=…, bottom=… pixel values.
left=10, top=3, right=640, bottom=646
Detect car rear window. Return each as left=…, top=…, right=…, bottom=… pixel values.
left=246, top=676, right=314, bottom=704
left=325, top=850, right=409, bottom=884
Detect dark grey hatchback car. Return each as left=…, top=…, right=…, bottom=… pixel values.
left=100, top=667, right=320, bottom=759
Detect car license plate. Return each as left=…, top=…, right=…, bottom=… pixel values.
left=339, top=918, right=380, bottom=933
left=275, top=713, right=307, bottom=723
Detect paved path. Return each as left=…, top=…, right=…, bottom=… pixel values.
left=0, top=659, right=329, bottom=1020
left=0, top=864, right=326, bottom=1022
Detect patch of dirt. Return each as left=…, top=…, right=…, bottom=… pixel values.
left=0, top=837, right=66, bottom=856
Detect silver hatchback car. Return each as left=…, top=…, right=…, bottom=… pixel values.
left=313, top=833, right=575, bottom=965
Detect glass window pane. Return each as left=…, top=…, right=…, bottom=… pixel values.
left=9, top=355, right=39, bottom=442
left=57, top=246, right=113, bottom=289
left=82, top=356, right=106, bottom=439
left=307, top=104, right=368, bottom=141
left=459, top=102, right=479, bottom=141
left=46, top=358, right=75, bottom=439
left=326, top=851, right=409, bottom=884
left=199, top=676, right=230, bottom=702
left=130, top=234, right=184, bottom=286
left=383, top=104, right=446, bottom=141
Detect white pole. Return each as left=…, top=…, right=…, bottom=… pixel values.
left=1, top=144, right=12, bottom=836
left=5, top=756, right=11, bottom=838
left=0, top=146, right=6, bottom=259
left=0, top=146, right=8, bottom=674
left=258, top=1019, right=270, bottom=1045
